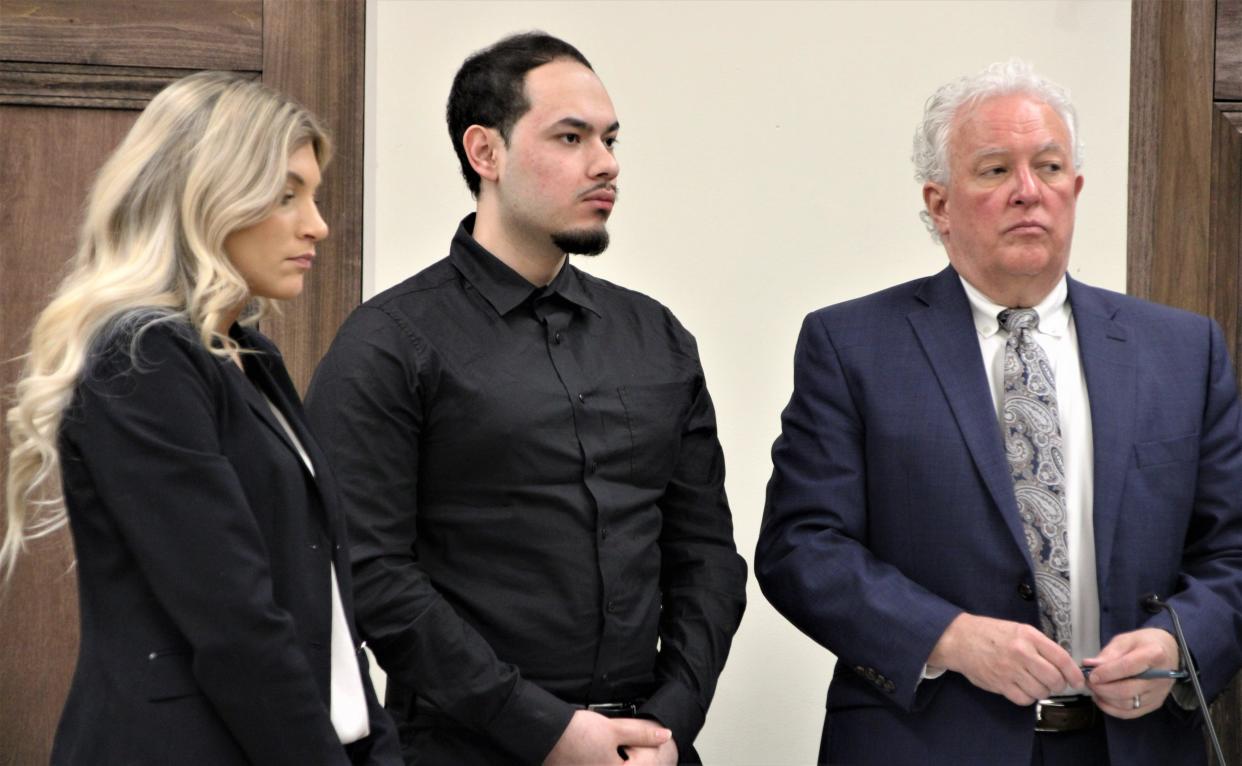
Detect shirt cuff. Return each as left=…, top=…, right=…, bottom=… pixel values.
left=921, top=664, right=947, bottom=681
left=486, top=679, right=576, bottom=764
left=638, top=680, right=704, bottom=758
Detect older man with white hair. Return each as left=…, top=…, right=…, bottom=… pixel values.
left=756, top=60, right=1242, bottom=765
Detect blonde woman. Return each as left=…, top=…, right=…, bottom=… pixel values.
left=3, top=72, right=399, bottom=765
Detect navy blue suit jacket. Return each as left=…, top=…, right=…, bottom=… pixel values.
left=756, top=266, right=1242, bottom=765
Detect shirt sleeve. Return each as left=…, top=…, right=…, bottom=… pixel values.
left=304, top=307, right=575, bottom=764
left=65, top=324, right=349, bottom=766
left=636, top=323, right=748, bottom=755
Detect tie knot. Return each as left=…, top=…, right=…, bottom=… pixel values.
left=999, top=308, right=1039, bottom=334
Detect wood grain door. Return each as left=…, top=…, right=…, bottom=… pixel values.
left=0, top=2, right=363, bottom=762
left=1128, top=1, right=1242, bottom=763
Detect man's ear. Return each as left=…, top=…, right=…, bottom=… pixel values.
left=463, top=125, right=502, bottom=183
left=923, top=182, right=950, bottom=238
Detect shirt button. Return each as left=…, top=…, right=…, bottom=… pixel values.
left=606, top=600, right=617, bottom=613
left=588, top=461, right=598, bottom=475
left=577, top=393, right=585, bottom=403
left=310, top=543, right=320, bottom=551
left=601, top=527, right=610, bottom=540
left=602, top=672, right=610, bottom=681
left=554, top=331, right=562, bottom=344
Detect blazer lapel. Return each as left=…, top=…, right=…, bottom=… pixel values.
left=235, top=329, right=346, bottom=534
left=247, top=349, right=357, bottom=599
left=908, top=267, right=1032, bottom=565
left=259, top=361, right=341, bottom=510
left=1066, top=278, right=1135, bottom=595
left=229, top=355, right=304, bottom=462
left=229, top=327, right=328, bottom=488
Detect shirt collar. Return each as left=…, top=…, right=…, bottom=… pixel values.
left=448, top=214, right=601, bottom=317
left=960, top=274, right=1070, bottom=339
left=542, top=253, right=601, bottom=316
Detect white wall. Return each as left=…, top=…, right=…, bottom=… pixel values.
left=366, top=2, right=1131, bottom=763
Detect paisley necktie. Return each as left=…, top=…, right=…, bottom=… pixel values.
left=999, top=308, right=1072, bottom=650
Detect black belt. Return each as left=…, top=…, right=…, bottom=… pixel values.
left=1034, top=696, right=1101, bottom=733
left=579, top=700, right=645, bottom=718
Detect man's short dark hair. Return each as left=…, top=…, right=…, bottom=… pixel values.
left=447, top=32, right=593, bottom=197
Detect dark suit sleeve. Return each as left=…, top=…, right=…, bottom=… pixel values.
left=304, top=308, right=575, bottom=765
left=637, top=347, right=748, bottom=756
left=755, top=311, right=963, bottom=710
left=67, top=326, right=348, bottom=766
left=1142, top=318, right=1242, bottom=699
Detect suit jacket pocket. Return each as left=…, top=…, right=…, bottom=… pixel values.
left=1133, top=433, right=1199, bottom=468
left=144, top=649, right=200, bottom=702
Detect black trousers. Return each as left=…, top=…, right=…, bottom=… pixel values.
left=1030, top=726, right=1109, bottom=766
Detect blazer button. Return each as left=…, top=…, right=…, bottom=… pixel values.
left=1018, top=582, right=1035, bottom=601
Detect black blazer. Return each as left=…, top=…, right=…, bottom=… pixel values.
left=51, top=317, right=399, bottom=765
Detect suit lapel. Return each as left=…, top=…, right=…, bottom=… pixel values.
left=1066, top=278, right=1135, bottom=594
left=907, top=267, right=1032, bottom=564
left=230, top=354, right=304, bottom=462
left=229, top=327, right=334, bottom=517
left=258, top=359, right=344, bottom=517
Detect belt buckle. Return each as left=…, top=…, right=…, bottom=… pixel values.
left=1034, top=698, right=1060, bottom=733
left=587, top=702, right=639, bottom=718
left=1034, top=696, right=1096, bottom=733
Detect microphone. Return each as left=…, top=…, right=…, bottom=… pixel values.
left=1142, top=593, right=1227, bottom=766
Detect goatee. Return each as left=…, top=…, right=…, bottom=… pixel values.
left=551, top=227, right=610, bottom=256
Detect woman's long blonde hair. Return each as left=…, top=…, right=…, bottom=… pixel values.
left=2, top=71, right=331, bottom=582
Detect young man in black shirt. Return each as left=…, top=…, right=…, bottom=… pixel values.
left=306, top=32, right=747, bottom=766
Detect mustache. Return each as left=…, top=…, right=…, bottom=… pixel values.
left=579, top=182, right=619, bottom=198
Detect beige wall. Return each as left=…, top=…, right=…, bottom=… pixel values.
left=365, top=1, right=1131, bottom=762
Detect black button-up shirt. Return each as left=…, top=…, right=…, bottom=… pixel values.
left=305, top=216, right=747, bottom=763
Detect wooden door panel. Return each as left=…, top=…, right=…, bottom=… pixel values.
left=260, top=0, right=366, bottom=390
left=0, top=0, right=262, bottom=71
left=1211, top=108, right=1242, bottom=355
left=0, top=105, right=138, bottom=766
left=1219, top=0, right=1242, bottom=99
left=1126, top=0, right=1216, bottom=314
left=0, top=63, right=200, bottom=109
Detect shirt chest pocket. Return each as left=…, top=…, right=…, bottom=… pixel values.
left=618, top=382, right=692, bottom=490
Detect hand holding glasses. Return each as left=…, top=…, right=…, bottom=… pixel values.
left=1079, top=665, right=1188, bottom=681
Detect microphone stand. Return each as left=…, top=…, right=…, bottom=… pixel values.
left=1143, top=594, right=1228, bottom=766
